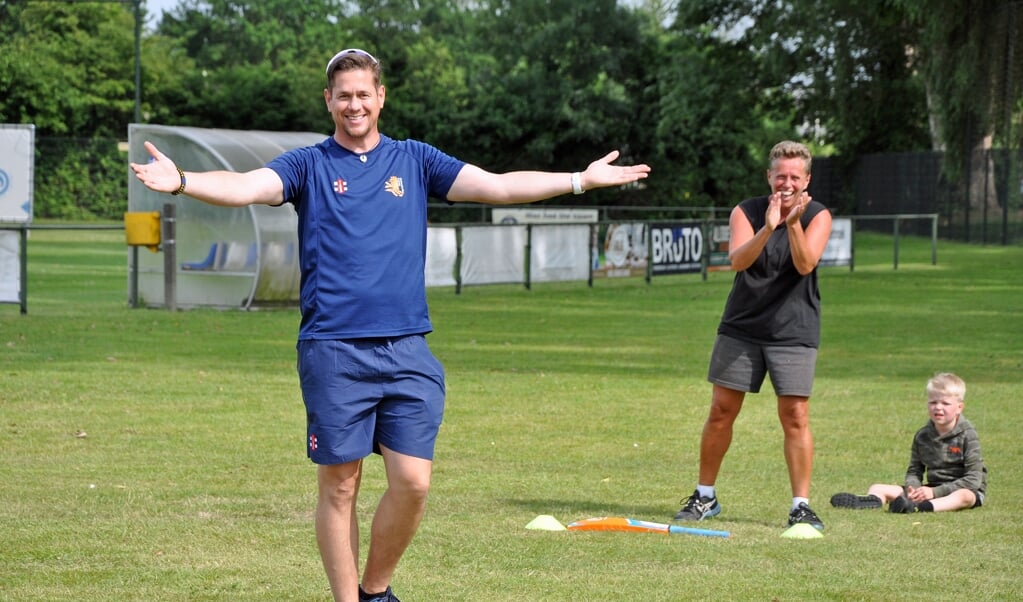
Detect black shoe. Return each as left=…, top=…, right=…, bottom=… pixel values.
left=830, top=492, right=883, bottom=509
left=888, top=495, right=918, bottom=514
left=359, top=586, right=400, bottom=602
left=788, top=502, right=825, bottom=530
left=673, top=489, right=721, bottom=521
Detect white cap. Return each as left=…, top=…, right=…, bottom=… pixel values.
left=325, top=48, right=378, bottom=76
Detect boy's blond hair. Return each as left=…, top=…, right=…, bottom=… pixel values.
left=926, top=372, right=966, bottom=401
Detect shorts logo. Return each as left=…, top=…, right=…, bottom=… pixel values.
left=333, top=178, right=348, bottom=194
left=384, top=176, right=404, bottom=197
left=309, top=434, right=318, bottom=451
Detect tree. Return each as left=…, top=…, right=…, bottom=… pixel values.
left=456, top=0, right=651, bottom=203
left=894, top=0, right=1023, bottom=155
left=332, top=0, right=479, bottom=149
left=891, top=0, right=1023, bottom=222
left=649, top=21, right=785, bottom=207
left=674, top=0, right=931, bottom=160
left=152, top=0, right=351, bottom=131
left=0, top=2, right=138, bottom=136
left=0, top=1, right=152, bottom=219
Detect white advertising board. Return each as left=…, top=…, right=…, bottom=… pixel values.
left=0, top=124, right=35, bottom=223
left=820, top=218, right=852, bottom=267
left=491, top=207, right=598, bottom=224
left=0, top=230, right=20, bottom=303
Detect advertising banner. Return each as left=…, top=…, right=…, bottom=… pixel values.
left=0, top=230, right=20, bottom=303
left=592, top=222, right=647, bottom=278
left=491, top=207, right=598, bottom=225
left=820, top=218, right=852, bottom=267
left=0, top=124, right=34, bottom=223
left=708, top=224, right=732, bottom=270
left=530, top=224, right=590, bottom=282
left=650, top=221, right=705, bottom=275
left=0, top=124, right=33, bottom=307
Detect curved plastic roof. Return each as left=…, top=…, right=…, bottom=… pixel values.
left=127, top=124, right=326, bottom=309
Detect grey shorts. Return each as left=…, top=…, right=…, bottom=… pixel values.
left=707, top=334, right=818, bottom=397
left=927, top=486, right=984, bottom=508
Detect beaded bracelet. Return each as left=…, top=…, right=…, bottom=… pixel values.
left=171, top=167, right=187, bottom=196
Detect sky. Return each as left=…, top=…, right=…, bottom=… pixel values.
left=143, top=0, right=178, bottom=23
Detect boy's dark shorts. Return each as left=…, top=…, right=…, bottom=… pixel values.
left=297, top=334, right=445, bottom=465
left=707, top=334, right=818, bottom=397
left=930, top=485, right=985, bottom=508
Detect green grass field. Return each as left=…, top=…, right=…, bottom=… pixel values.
left=2, top=229, right=1021, bottom=601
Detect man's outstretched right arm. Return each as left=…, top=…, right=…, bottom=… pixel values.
left=129, top=141, right=284, bottom=207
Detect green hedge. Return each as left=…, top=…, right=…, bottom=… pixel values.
left=34, top=137, right=127, bottom=220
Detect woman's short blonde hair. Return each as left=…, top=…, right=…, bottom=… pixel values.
left=768, top=140, right=812, bottom=174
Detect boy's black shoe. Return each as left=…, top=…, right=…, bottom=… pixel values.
left=888, top=495, right=918, bottom=514
left=830, top=492, right=883, bottom=509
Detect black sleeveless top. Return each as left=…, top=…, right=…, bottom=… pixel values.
left=717, top=195, right=828, bottom=347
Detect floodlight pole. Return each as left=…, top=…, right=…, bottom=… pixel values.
left=133, top=0, right=141, bottom=123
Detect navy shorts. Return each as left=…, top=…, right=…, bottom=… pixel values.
left=297, top=335, right=445, bottom=465
left=707, top=334, right=817, bottom=397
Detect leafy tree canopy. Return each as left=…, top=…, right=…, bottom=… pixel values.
left=2, top=0, right=1019, bottom=219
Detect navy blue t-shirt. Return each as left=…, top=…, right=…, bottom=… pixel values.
left=268, top=135, right=465, bottom=340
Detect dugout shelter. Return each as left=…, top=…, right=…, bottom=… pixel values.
left=127, top=124, right=326, bottom=309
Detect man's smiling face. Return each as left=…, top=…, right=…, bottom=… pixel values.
left=324, top=68, right=385, bottom=148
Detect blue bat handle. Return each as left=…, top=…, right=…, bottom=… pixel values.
left=668, top=525, right=731, bottom=538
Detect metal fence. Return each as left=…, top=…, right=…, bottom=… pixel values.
left=813, top=150, right=1022, bottom=245
left=29, top=136, right=1023, bottom=246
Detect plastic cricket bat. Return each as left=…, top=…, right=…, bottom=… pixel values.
left=566, top=516, right=730, bottom=538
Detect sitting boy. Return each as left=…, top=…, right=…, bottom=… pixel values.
left=831, top=372, right=987, bottom=513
